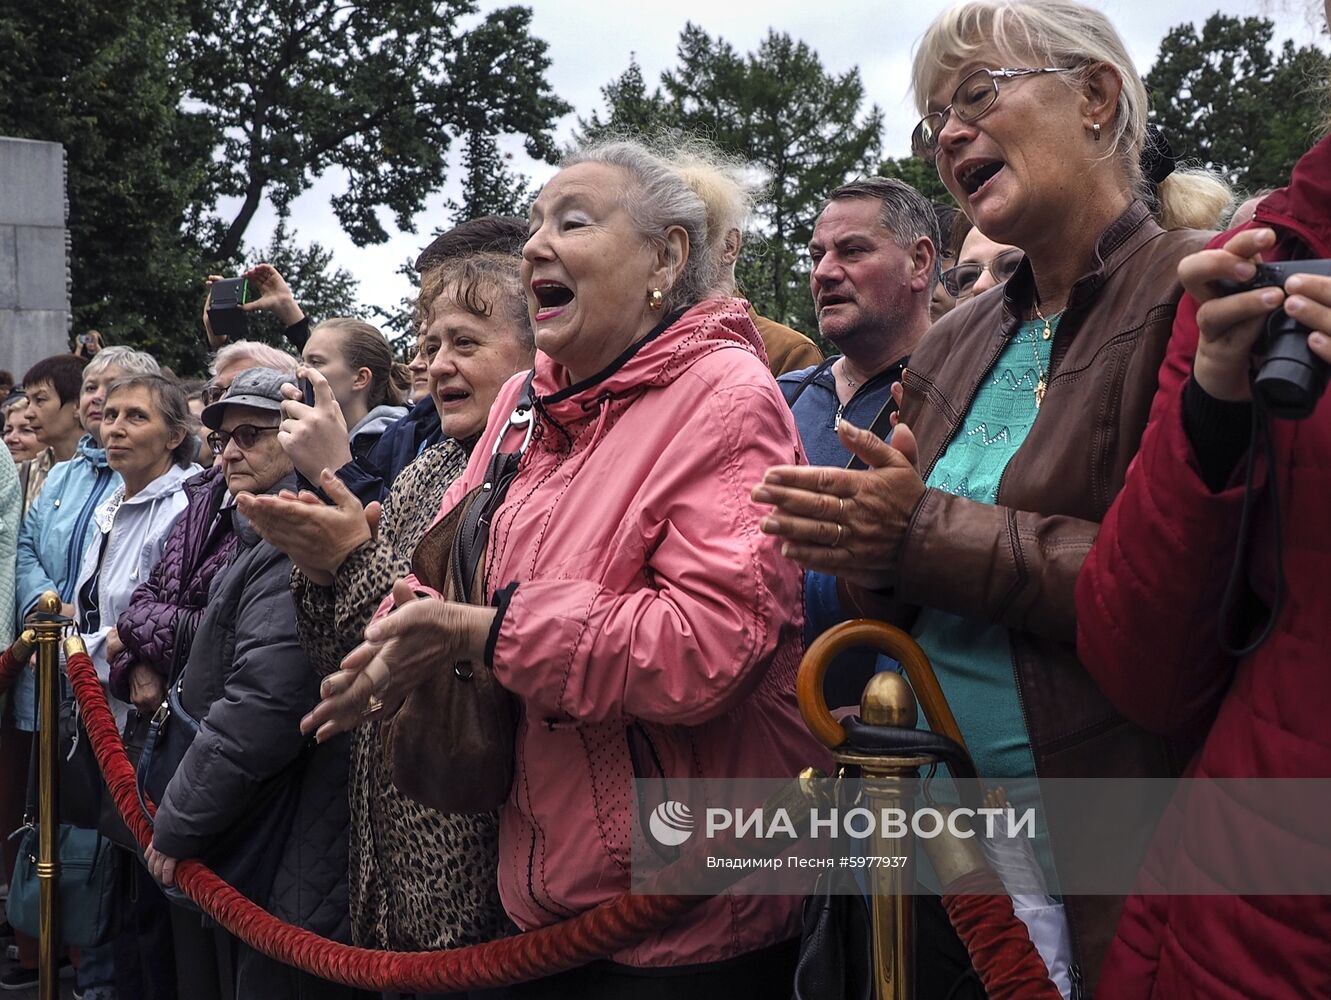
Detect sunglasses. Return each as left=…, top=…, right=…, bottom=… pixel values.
left=207, top=423, right=279, bottom=455
left=941, top=248, right=1025, bottom=299
left=912, top=67, right=1068, bottom=161
left=201, top=382, right=228, bottom=405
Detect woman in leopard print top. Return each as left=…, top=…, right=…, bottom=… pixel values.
left=248, top=246, right=535, bottom=960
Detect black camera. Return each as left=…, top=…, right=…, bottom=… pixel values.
left=1218, top=259, right=1331, bottom=420
left=207, top=277, right=255, bottom=341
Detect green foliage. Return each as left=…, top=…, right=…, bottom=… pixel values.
left=0, top=0, right=214, bottom=374
left=1145, top=14, right=1330, bottom=194
left=447, top=132, right=534, bottom=228
left=581, top=24, right=883, bottom=338
left=186, top=2, right=569, bottom=260
left=575, top=56, right=672, bottom=141
left=879, top=156, right=955, bottom=206
left=241, top=218, right=362, bottom=347
left=0, top=0, right=567, bottom=375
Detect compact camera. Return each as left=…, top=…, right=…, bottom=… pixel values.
left=1219, top=259, right=1331, bottom=420
left=207, top=277, right=255, bottom=341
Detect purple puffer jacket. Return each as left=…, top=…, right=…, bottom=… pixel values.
left=110, top=466, right=239, bottom=700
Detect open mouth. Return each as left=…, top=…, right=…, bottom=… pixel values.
left=957, top=159, right=1004, bottom=197
left=818, top=294, right=853, bottom=312
left=435, top=386, right=471, bottom=406
left=532, top=279, right=573, bottom=320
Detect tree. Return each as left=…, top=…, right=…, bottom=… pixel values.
left=0, top=0, right=570, bottom=375
left=1145, top=14, right=1331, bottom=193
left=187, top=2, right=570, bottom=261
left=0, top=0, right=216, bottom=373
left=447, top=131, right=533, bottom=227
left=879, top=155, right=955, bottom=206
left=240, top=218, right=361, bottom=347
left=582, top=26, right=883, bottom=336
left=575, top=56, right=673, bottom=141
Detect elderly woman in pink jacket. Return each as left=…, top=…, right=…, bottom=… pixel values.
left=305, top=139, right=828, bottom=996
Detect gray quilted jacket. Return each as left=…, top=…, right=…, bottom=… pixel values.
left=153, top=476, right=352, bottom=940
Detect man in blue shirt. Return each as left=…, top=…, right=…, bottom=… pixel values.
left=777, top=178, right=938, bottom=706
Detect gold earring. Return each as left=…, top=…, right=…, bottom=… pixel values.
left=1092, top=122, right=1102, bottom=141
left=649, top=288, right=664, bottom=311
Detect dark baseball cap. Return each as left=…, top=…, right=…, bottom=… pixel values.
left=200, top=367, right=296, bottom=430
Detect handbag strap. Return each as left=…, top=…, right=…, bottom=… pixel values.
left=784, top=357, right=836, bottom=408
left=453, top=372, right=536, bottom=598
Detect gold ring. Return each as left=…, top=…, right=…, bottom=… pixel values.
left=838, top=497, right=845, bottom=519
left=834, top=523, right=844, bottom=547
left=363, top=695, right=384, bottom=719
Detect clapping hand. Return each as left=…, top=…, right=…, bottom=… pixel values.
left=300, top=580, right=496, bottom=743
left=236, top=468, right=381, bottom=586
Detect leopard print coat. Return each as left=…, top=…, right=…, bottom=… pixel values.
left=292, top=440, right=510, bottom=950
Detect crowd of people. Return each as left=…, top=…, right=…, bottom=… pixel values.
left=0, top=0, right=1328, bottom=997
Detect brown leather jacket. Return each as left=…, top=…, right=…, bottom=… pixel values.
left=850, top=202, right=1210, bottom=993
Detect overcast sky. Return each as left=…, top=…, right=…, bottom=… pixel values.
left=247, top=0, right=1322, bottom=322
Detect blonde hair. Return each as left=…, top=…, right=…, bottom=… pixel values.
left=674, top=153, right=759, bottom=274
left=912, top=0, right=1230, bottom=230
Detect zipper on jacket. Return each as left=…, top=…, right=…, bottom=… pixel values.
left=63, top=467, right=114, bottom=601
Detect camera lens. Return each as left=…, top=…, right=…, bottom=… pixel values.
left=1253, top=313, right=1329, bottom=420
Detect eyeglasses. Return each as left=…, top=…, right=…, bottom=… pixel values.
left=201, top=382, right=227, bottom=405
left=912, top=67, right=1068, bottom=161
left=206, top=424, right=279, bottom=455
left=941, top=248, right=1026, bottom=298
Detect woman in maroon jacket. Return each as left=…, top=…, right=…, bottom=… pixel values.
left=1075, top=70, right=1331, bottom=1000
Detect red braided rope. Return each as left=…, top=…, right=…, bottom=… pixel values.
left=64, top=648, right=705, bottom=991
left=941, top=870, right=1062, bottom=1000
left=0, top=644, right=30, bottom=696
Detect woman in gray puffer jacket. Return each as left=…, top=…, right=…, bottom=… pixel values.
left=144, top=369, right=370, bottom=1000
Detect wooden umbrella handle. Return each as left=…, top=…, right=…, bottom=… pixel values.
left=796, top=618, right=969, bottom=757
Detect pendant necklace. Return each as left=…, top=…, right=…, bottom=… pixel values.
left=834, top=363, right=860, bottom=427
left=1030, top=301, right=1054, bottom=408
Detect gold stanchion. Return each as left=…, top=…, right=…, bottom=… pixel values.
left=797, top=620, right=971, bottom=1000
left=836, top=673, right=929, bottom=1000
left=28, top=591, right=70, bottom=1000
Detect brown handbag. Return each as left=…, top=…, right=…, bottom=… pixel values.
left=380, top=377, right=534, bottom=815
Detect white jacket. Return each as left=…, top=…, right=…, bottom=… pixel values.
left=74, top=462, right=199, bottom=723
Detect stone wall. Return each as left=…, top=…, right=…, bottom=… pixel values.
left=0, top=137, right=70, bottom=381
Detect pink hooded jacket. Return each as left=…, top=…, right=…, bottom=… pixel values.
left=387, top=297, right=832, bottom=967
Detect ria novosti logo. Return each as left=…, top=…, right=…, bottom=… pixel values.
left=648, top=801, right=695, bottom=847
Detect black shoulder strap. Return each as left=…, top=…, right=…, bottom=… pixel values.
left=845, top=396, right=900, bottom=472
left=783, top=357, right=836, bottom=408
left=453, top=371, right=537, bottom=597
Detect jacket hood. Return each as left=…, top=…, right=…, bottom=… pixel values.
left=349, top=404, right=409, bottom=443
left=1254, top=132, right=1331, bottom=257
left=77, top=434, right=111, bottom=468
left=95, top=462, right=200, bottom=531
left=532, top=297, right=765, bottom=427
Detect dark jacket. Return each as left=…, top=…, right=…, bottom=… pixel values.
left=848, top=201, right=1211, bottom=992
left=333, top=396, right=443, bottom=505
left=152, top=481, right=351, bottom=940
left=1080, top=136, right=1331, bottom=999
left=110, top=466, right=237, bottom=700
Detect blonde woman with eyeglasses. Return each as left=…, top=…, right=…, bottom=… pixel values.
left=754, top=1, right=1231, bottom=993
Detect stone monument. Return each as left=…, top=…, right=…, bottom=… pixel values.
left=0, top=137, right=70, bottom=379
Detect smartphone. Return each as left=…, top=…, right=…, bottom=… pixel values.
left=78, top=334, right=95, bottom=347
left=299, top=376, right=316, bottom=407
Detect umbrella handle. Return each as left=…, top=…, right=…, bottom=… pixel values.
left=796, top=618, right=970, bottom=758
